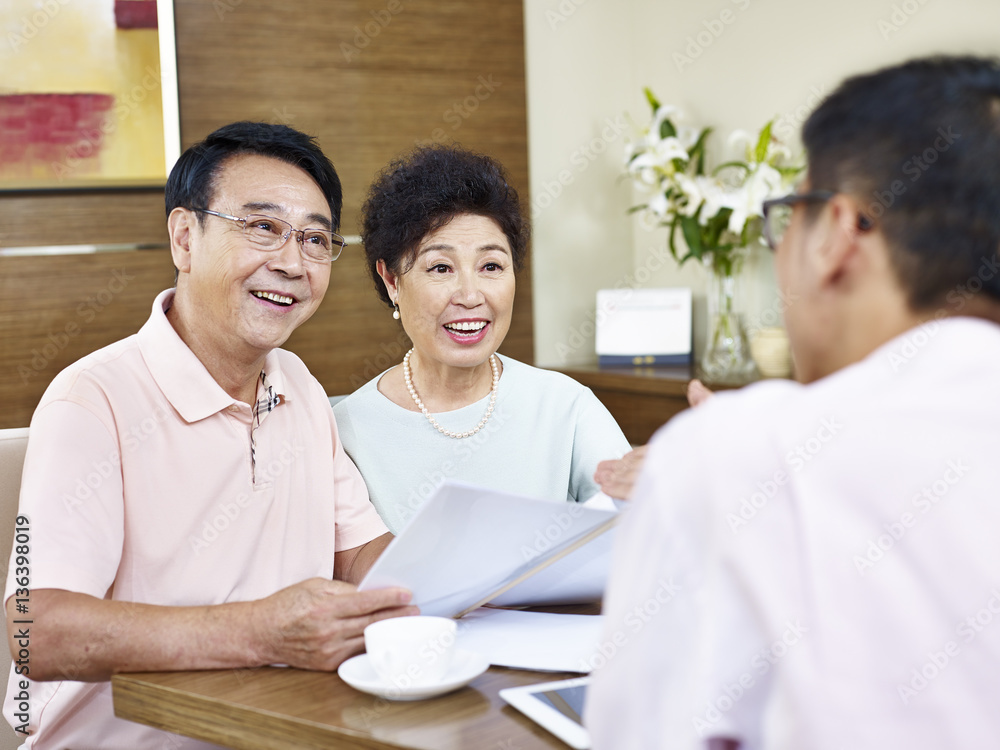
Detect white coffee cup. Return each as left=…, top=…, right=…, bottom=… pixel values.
left=364, top=615, right=458, bottom=689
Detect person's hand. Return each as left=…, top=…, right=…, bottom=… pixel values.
left=593, top=445, right=648, bottom=500
left=687, top=379, right=714, bottom=407
left=250, top=578, right=418, bottom=670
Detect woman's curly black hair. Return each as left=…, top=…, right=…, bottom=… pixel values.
left=360, top=144, right=530, bottom=306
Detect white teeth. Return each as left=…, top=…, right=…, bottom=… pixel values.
left=445, top=321, right=487, bottom=332
left=252, top=291, right=294, bottom=306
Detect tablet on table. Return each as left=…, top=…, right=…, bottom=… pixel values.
left=499, top=676, right=591, bottom=749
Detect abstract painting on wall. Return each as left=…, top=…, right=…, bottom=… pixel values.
left=0, top=0, right=180, bottom=190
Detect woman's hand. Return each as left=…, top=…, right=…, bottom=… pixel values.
left=593, top=381, right=714, bottom=500
left=687, top=379, right=714, bottom=407
left=594, top=445, right=648, bottom=500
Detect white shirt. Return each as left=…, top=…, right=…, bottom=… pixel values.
left=586, top=317, right=1000, bottom=750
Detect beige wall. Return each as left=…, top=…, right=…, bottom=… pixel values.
left=526, top=0, right=1000, bottom=367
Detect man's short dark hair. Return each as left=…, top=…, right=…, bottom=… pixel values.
left=165, top=121, right=343, bottom=230
left=360, top=145, right=530, bottom=307
left=803, top=55, right=1000, bottom=309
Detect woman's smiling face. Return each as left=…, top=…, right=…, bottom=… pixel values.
left=379, top=213, right=516, bottom=372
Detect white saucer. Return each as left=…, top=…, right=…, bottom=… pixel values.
left=338, top=648, right=489, bottom=701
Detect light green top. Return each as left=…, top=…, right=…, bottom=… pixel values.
left=333, top=355, right=630, bottom=534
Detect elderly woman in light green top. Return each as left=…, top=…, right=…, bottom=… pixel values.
left=333, top=145, right=630, bottom=534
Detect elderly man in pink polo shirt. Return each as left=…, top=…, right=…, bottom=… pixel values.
left=3, top=122, right=417, bottom=749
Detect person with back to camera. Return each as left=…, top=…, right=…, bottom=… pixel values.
left=587, top=55, right=1000, bottom=750
left=333, top=145, right=631, bottom=533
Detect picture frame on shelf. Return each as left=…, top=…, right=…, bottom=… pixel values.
left=595, top=288, right=693, bottom=367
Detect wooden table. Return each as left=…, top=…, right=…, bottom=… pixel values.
left=113, top=604, right=599, bottom=749
left=113, top=661, right=581, bottom=750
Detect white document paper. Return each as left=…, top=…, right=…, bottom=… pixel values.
left=456, top=608, right=603, bottom=673
left=490, top=525, right=613, bottom=607
left=472, top=491, right=621, bottom=608
left=358, top=480, right=618, bottom=617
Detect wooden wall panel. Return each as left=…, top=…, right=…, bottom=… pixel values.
left=0, top=191, right=168, bottom=246
left=0, top=0, right=531, bottom=429
left=0, top=250, right=176, bottom=428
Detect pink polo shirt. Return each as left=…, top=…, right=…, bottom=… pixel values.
left=4, top=289, right=387, bottom=749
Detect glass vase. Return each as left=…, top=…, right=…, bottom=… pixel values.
left=699, top=250, right=760, bottom=386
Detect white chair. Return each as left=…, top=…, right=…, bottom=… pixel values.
left=0, top=427, right=30, bottom=749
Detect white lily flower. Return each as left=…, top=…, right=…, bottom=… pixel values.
left=698, top=176, right=741, bottom=226
left=747, top=164, right=784, bottom=211
left=647, top=191, right=669, bottom=218
left=726, top=164, right=783, bottom=233
left=676, top=124, right=701, bottom=150
left=673, top=173, right=704, bottom=217
left=624, top=89, right=804, bottom=258
left=653, top=136, right=689, bottom=164
left=727, top=188, right=751, bottom=235
left=650, top=105, right=681, bottom=140
left=629, top=151, right=659, bottom=171
left=638, top=167, right=660, bottom=186
left=627, top=153, right=664, bottom=186
left=766, top=142, right=793, bottom=164
left=727, top=129, right=755, bottom=160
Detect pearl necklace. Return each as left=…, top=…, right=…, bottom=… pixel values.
left=402, top=348, right=499, bottom=439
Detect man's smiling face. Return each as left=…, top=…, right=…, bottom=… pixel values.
left=178, top=153, right=333, bottom=362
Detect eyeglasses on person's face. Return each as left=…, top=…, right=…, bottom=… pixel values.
left=761, top=190, right=836, bottom=251
left=193, top=208, right=346, bottom=263
left=761, top=189, right=877, bottom=251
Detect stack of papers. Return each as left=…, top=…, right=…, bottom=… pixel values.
left=358, top=481, right=618, bottom=672
left=456, top=609, right=603, bottom=673
left=359, top=481, right=618, bottom=617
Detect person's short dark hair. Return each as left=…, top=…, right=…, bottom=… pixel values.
left=360, top=144, right=530, bottom=307
left=165, top=121, right=343, bottom=230
left=802, top=55, right=1000, bottom=310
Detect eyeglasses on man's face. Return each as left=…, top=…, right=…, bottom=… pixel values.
left=193, top=208, right=346, bottom=263
left=761, top=190, right=836, bottom=251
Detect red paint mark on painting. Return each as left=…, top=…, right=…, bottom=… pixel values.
left=115, top=0, right=158, bottom=29
left=0, top=93, right=115, bottom=181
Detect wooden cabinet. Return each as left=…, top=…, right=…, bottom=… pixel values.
left=559, top=365, right=755, bottom=444
left=559, top=365, right=695, bottom=445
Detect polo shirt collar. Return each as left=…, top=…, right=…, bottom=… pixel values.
left=138, top=289, right=288, bottom=424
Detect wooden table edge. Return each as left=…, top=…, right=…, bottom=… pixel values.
left=112, top=671, right=391, bottom=750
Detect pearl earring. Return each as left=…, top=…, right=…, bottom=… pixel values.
left=392, top=301, right=400, bottom=320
